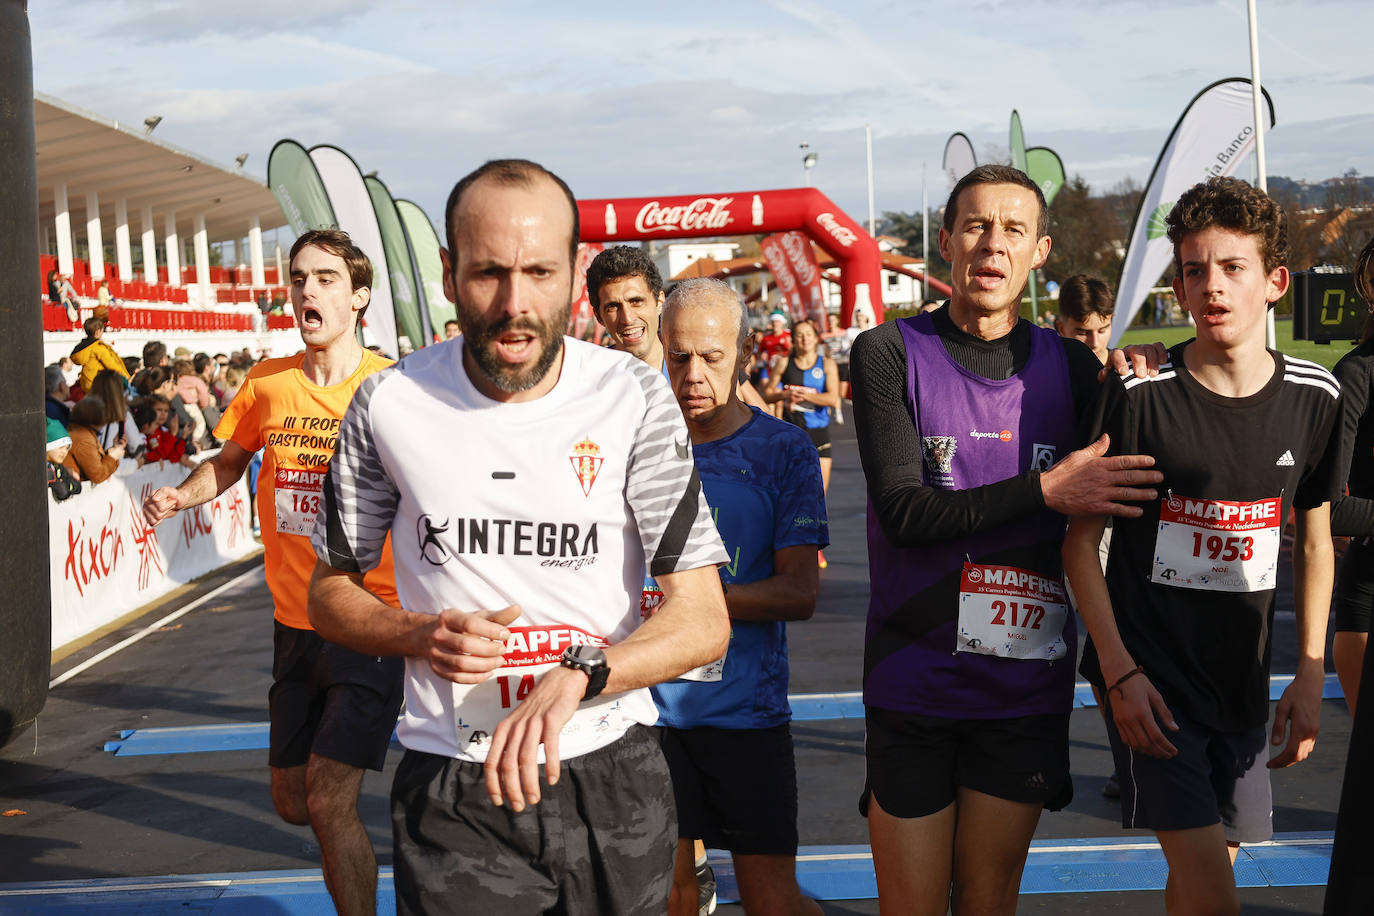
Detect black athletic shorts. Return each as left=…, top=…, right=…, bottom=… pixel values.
left=391, top=725, right=675, bottom=916
left=268, top=620, right=404, bottom=771
left=1102, top=698, right=1271, bottom=843
left=657, top=723, right=799, bottom=855
left=860, top=706, right=1073, bottom=819
left=1333, top=536, right=1374, bottom=633
left=804, top=424, right=832, bottom=457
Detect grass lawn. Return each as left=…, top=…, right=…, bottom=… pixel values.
left=1118, top=317, right=1358, bottom=371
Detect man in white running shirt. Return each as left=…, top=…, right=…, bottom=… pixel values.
left=307, top=159, right=730, bottom=916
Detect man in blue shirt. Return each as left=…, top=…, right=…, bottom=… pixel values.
left=655, top=278, right=828, bottom=916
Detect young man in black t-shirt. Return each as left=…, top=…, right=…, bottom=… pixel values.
left=1064, top=176, right=1341, bottom=915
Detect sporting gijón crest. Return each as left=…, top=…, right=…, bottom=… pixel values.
left=569, top=436, right=604, bottom=497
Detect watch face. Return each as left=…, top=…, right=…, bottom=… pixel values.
left=564, top=645, right=606, bottom=666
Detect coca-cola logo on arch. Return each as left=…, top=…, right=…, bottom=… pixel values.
left=635, top=197, right=734, bottom=234
left=815, top=212, right=857, bottom=247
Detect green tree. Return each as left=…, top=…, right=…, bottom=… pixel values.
left=1324, top=170, right=1374, bottom=273
left=1043, top=175, right=1119, bottom=284
left=878, top=210, right=949, bottom=285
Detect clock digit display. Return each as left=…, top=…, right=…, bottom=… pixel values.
left=1292, top=271, right=1365, bottom=343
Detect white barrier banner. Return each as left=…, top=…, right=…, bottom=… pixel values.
left=48, top=454, right=257, bottom=650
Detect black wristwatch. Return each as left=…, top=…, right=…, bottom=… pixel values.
left=560, top=646, right=611, bottom=701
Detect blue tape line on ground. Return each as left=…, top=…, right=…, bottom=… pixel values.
left=1, top=837, right=1331, bottom=910
left=788, top=692, right=864, bottom=721
left=702, top=833, right=1333, bottom=902
left=107, top=677, right=1344, bottom=756
left=106, top=722, right=271, bottom=756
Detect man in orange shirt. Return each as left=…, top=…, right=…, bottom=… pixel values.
left=143, top=229, right=401, bottom=916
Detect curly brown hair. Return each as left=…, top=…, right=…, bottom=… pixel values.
left=1166, top=176, right=1288, bottom=274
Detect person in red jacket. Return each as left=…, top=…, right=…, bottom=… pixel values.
left=133, top=401, right=195, bottom=468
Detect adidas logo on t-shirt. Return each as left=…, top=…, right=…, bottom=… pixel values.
left=1276, top=450, right=1295, bottom=467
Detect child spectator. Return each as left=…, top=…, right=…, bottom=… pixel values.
left=132, top=401, right=195, bottom=469
left=173, top=358, right=211, bottom=445
left=95, top=278, right=114, bottom=319
left=45, top=418, right=81, bottom=502
left=133, top=366, right=192, bottom=450
left=45, top=417, right=79, bottom=477
left=175, top=357, right=213, bottom=410
left=219, top=365, right=247, bottom=410
left=67, top=395, right=126, bottom=484
left=70, top=316, right=130, bottom=395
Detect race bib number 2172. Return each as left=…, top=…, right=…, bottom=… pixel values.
left=956, top=562, right=1068, bottom=661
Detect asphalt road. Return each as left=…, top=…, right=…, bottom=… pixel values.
left=0, top=415, right=1354, bottom=914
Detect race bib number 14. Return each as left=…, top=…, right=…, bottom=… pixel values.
left=455, top=625, right=617, bottom=754
left=956, top=563, right=1068, bottom=661
left=1152, top=494, right=1281, bottom=592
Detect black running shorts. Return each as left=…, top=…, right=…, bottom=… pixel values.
left=805, top=425, right=832, bottom=457
left=268, top=620, right=404, bottom=771
left=391, top=725, right=676, bottom=916
left=1333, top=536, right=1374, bottom=634
left=658, top=723, right=800, bottom=855
left=860, top=706, right=1073, bottom=819
left=1102, top=699, right=1271, bottom=843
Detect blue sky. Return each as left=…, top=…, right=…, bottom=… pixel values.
left=28, top=0, right=1374, bottom=228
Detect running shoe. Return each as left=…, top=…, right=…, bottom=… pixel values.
left=696, top=859, right=717, bottom=915
left=1103, top=771, right=1121, bottom=799
left=818, top=549, right=828, bottom=569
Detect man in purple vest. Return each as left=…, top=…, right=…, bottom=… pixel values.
left=849, top=164, right=1165, bottom=915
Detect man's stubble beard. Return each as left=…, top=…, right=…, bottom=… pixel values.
left=457, top=295, right=571, bottom=394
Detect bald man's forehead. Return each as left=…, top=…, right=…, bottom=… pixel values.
left=451, top=174, right=575, bottom=253
left=666, top=292, right=741, bottom=329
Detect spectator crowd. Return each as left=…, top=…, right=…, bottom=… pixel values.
left=42, top=317, right=261, bottom=502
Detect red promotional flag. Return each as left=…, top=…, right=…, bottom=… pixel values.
left=569, top=242, right=605, bottom=340
left=779, top=231, right=828, bottom=331
left=760, top=233, right=806, bottom=323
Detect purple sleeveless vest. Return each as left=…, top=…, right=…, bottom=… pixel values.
left=863, top=313, right=1077, bottom=718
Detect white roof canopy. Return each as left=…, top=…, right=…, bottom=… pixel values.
left=35, top=92, right=285, bottom=244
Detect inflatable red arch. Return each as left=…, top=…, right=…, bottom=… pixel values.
left=578, top=188, right=884, bottom=327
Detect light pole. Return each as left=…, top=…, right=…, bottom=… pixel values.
left=801, top=142, right=818, bottom=187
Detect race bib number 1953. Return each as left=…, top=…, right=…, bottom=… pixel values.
left=956, top=562, right=1068, bottom=661
left=1152, top=494, right=1281, bottom=592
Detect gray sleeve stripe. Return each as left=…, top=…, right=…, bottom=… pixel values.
left=311, top=369, right=401, bottom=573
left=624, top=360, right=725, bottom=570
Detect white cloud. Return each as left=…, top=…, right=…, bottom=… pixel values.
left=24, top=0, right=1374, bottom=228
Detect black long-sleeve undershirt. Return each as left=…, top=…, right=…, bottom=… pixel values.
left=850, top=307, right=1103, bottom=547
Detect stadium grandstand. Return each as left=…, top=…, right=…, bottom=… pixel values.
left=35, top=92, right=301, bottom=363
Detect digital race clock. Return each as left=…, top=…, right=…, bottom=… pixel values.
left=1291, top=269, right=1366, bottom=344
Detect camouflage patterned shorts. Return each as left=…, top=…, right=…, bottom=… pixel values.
left=391, top=725, right=676, bottom=915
